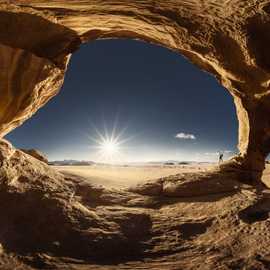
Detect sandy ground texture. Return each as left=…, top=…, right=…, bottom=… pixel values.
left=54, top=164, right=214, bottom=188
left=55, top=163, right=270, bottom=188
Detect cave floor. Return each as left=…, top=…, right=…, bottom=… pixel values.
left=2, top=173, right=270, bottom=270
left=1, top=143, right=270, bottom=270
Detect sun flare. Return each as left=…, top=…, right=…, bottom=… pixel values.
left=95, top=134, right=123, bottom=163
left=100, top=139, right=119, bottom=154
left=87, top=123, right=134, bottom=164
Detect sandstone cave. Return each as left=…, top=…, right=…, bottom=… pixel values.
left=1, top=1, right=270, bottom=269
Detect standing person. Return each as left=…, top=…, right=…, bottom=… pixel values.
left=219, top=152, right=224, bottom=163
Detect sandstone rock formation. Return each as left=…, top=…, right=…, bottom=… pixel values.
left=0, top=1, right=270, bottom=183
left=1, top=2, right=270, bottom=268
left=20, top=149, right=48, bottom=164
left=0, top=139, right=270, bottom=269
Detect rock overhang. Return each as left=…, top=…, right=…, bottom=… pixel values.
left=0, top=1, right=270, bottom=179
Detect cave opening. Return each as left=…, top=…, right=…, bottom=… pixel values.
left=6, top=39, right=239, bottom=188
left=1, top=4, right=270, bottom=268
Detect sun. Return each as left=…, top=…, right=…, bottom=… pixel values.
left=95, top=134, right=123, bottom=163
left=87, top=118, right=136, bottom=164
left=87, top=124, right=132, bottom=164
left=100, top=139, right=119, bottom=154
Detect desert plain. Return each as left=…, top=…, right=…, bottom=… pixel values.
left=54, top=163, right=270, bottom=188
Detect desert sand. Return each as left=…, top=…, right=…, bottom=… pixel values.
left=55, top=163, right=270, bottom=188
left=54, top=163, right=214, bottom=188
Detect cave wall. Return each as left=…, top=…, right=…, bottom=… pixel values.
left=1, top=1, right=270, bottom=179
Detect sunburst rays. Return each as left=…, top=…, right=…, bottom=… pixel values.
left=86, top=119, right=134, bottom=164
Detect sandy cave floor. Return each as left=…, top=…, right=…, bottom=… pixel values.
left=1, top=154, right=270, bottom=270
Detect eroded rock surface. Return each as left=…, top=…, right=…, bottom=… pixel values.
left=20, top=149, right=48, bottom=164
left=0, top=1, right=269, bottom=181
left=129, top=170, right=243, bottom=197
left=0, top=140, right=269, bottom=269
left=1, top=1, right=270, bottom=269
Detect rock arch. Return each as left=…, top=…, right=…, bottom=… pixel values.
left=1, top=1, right=270, bottom=184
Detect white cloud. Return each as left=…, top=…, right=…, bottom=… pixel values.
left=175, top=132, right=196, bottom=140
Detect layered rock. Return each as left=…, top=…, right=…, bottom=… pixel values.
left=20, top=149, right=48, bottom=164
left=0, top=3, right=270, bottom=268
left=0, top=139, right=270, bottom=269
left=0, top=1, right=269, bottom=182
left=0, top=140, right=154, bottom=261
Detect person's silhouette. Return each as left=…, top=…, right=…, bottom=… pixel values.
left=219, top=152, right=224, bottom=163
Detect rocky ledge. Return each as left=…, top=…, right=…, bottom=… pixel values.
left=0, top=140, right=269, bottom=269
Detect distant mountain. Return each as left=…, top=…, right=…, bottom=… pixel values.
left=49, top=159, right=215, bottom=166
left=49, top=160, right=95, bottom=166
left=145, top=160, right=214, bottom=165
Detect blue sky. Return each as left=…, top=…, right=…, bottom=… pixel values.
left=6, top=39, right=238, bottom=162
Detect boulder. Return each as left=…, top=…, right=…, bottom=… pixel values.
left=20, top=149, right=48, bottom=164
